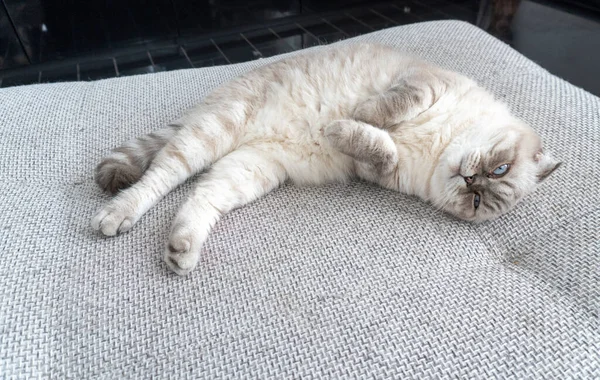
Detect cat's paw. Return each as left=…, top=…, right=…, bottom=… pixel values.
left=164, top=228, right=201, bottom=276
left=91, top=201, right=138, bottom=236
left=353, top=97, right=385, bottom=127
left=323, top=120, right=347, bottom=144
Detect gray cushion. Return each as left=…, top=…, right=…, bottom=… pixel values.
left=0, top=20, right=598, bottom=379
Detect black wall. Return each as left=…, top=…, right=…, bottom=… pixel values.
left=3, top=0, right=599, bottom=71
left=0, top=0, right=304, bottom=70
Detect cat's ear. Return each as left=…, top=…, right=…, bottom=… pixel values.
left=534, top=150, right=561, bottom=182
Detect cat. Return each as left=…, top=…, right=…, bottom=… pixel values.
left=91, top=43, right=560, bottom=275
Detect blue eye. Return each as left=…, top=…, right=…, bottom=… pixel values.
left=473, top=193, right=480, bottom=209
left=492, top=164, right=510, bottom=176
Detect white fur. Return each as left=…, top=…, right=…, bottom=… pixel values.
left=91, top=43, right=558, bottom=275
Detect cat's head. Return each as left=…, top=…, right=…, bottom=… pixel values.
left=430, top=117, right=560, bottom=222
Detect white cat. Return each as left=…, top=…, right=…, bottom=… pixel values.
left=92, top=43, right=560, bottom=275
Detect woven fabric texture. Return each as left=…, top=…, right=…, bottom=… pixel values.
left=0, top=21, right=598, bottom=379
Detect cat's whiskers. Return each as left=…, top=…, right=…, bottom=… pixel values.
left=431, top=193, right=453, bottom=216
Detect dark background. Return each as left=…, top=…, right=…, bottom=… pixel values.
left=1, top=0, right=600, bottom=95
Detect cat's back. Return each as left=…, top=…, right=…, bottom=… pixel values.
left=242, top=43, right=418, bottom=132
left=262, top=42, right=413, bottom=103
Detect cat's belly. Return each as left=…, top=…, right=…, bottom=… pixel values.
left=242, top=77, right=363, bottom=185
left=245, top=114, right=355, bottom=185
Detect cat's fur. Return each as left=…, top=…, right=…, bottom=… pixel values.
left=91, top=43, right=560, bottom=275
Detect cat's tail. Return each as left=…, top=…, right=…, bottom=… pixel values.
left=95, top=124, right=182, bottom=194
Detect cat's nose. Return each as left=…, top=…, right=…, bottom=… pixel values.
left=464, top=175, right=475, bottom=186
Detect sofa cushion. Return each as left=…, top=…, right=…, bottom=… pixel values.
left=0, top=20, right=598, bottom=378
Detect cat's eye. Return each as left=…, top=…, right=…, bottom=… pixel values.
left=491, top=164, right=510, bottom=177
left=473, top=193, right=481, bottom=209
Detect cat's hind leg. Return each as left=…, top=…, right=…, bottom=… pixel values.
left=164, top=145, right=287, bottom=275
left=95, top=124, right=181, bottom=193
left=92, top=106, right=245, bottom=236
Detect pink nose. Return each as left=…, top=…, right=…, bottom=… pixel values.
left=464, top=176, right=474, bottom=185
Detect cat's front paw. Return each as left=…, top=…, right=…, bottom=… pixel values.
left=353, top=97, right=385, bottom=127
left=91, top=201, right=138, bottom=236
left=164, top=227, right=201, bottom=276
left=323, top=120, right=346, bottom=142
